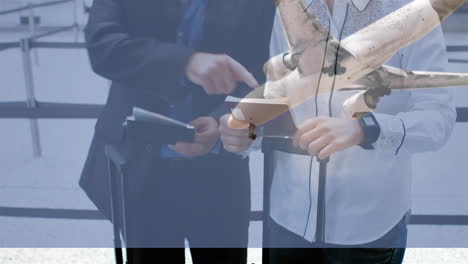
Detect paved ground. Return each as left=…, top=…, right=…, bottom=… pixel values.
left=1, top=248, right=468, bottom=263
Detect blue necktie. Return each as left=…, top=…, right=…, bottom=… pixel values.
left=160, top=0, right=210, bottom=159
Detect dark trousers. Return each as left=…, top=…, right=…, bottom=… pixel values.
left=268, top=212, right=409, bottom=264
left=124, top=154, right=250, bottom=263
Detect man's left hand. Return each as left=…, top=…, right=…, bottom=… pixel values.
left=219, top=114, right=253, bottom=153
left=169, top=116, right=220, bottom=157
left=294, top=116, right=364, bottom=160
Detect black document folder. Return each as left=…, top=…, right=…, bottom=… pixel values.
left=124, top=107, right=195, bottom=145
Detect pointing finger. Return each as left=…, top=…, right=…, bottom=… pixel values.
left=227, top=56, right=259, bottom=89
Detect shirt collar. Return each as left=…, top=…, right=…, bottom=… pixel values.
left=351, top=0, right=371, bottom=11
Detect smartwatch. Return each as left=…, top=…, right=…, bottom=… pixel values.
left=358, top=112, right=381, bottom=150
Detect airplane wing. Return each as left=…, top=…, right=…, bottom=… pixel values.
left=352, top=65, right=468, bottom=90
left=275, top=0, right=354, bottom=78
left=275, top=0, right=329, bottom=48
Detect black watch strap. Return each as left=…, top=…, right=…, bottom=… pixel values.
left=358, top=112, right=381, bottom=150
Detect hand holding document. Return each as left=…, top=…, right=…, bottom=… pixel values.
left=225, top=95, right=297, bottom=139
left=127, top=107, right=195, bottom=144
left=169, top=116, right=220, bottom=157
left=219, top=114, right=253, bottom=153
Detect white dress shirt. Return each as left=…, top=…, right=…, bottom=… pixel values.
left=268, top=0, right=456, bottom=245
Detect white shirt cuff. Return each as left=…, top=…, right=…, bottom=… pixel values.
left=373, top=113, right=406, bottom=155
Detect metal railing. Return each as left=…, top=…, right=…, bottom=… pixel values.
left=447, top=45, right=468, bottom=52
left=1, top=0, right=82, bottom=156
left=0, top=41, right=19, bottom=51
left=0, top=0, right=75, bottom=16
left=0, top=0, right=81, bottom=55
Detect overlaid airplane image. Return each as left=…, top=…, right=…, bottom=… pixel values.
left=227, top=0, right=468, bottom=131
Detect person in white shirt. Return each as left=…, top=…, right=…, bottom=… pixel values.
left=219, top=0, right=456, bottom=263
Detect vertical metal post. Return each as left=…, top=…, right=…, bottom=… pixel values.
left=20, top=38, right=42, bottom=157
left=315, top=157, right=330, bottom=244
left=72, top=0, right=79, bottom=42
left=27, top=3, right=39, bottom=65
left=119, top=165, right=129, bottom=247
left=27, top=3, right=35, bottom=36
left=107, top=156, right=124, bottom=264
left=262, top=142, right=273, bottom=264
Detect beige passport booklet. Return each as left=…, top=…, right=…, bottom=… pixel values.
left=225, top=96, right=298, bottom=138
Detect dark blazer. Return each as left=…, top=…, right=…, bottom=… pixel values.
left=79, top=0, right=275, bottom=221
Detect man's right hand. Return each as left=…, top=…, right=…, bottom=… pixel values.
left=185, top=52, right=259, bottom=94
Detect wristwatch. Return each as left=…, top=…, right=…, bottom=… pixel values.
left=358, top=112, right=381, bottom=150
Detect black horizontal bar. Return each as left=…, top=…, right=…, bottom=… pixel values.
left=250, top=210, right=263, bottom=222
left=1, top=207, right=468, bottom=226
left=0, top=207, right=106, bottom=220
left=0, top=103, right=466, bottom=123
left=0, top=0, right=73, bottom=16
left=447, top=46, right=468, bottom=52
left=0, top=101, right=103, bottom=119
left=0, top=42, right=19, bottom=52
left=449, top=59, right=468, bottom=64
left=410, top=215, right=468, bottom=225
left=30, top=41, right=86, bottom=49
left=0, top=207, right=260, bottom=221
left=457, top=107, right=468, bottom=123
left=2, top=42, right=465, bottom=55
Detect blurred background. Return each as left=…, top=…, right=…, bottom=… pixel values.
left=0, top=0, right=468, bottom=263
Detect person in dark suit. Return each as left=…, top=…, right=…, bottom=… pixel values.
left=79, top=0, right=275, bottom=263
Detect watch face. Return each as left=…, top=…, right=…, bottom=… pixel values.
left=363, top=116, right=375, bottom=127
left=360, top=113, right=380, bottom=147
